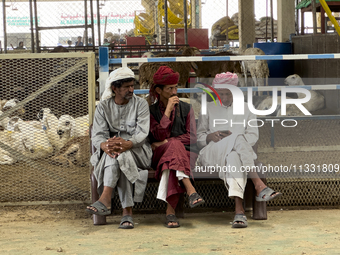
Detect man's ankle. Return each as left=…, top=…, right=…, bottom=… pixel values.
left=123, top=207, right=132, bottom=216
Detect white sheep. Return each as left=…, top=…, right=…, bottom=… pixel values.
left=0, top=98, right=25, bottom=120
left=7, top=117, right=53, bottom=159
left=38, top=108, right=68, bottom=151
left=242, top=48, right=269, bottom=96
left=284, top=74, right=325, bottom=113
left=57, top=114, right=89, bottom=140
left=276, top=104, right=304, bottom=117
left=0, top=110, right=9, bottom=131
left=0, top=99, right=8, bottom=110
left=0, top=130, right=18, bottom=165
left=276, top=74, right=325, bottom=116
left=257, top=74, right=325, bottom=116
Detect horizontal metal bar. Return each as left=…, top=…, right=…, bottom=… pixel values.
left=133, top=85, right=340, bottom=94
left=107, top=53, right=340, bottom=64
left=37, top=25, right=87, bottom=30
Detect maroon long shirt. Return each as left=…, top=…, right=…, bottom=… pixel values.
left=150, top=101, right=198, bottom=209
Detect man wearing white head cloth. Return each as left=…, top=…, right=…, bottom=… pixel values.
left=87, top=67, right=152, bottom=229
left=197, top=72, right=282, bottom=228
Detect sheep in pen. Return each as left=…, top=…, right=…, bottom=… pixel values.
left=256, top=74, right=325, bottom=117
left=0, top=58, right=90, bottom=167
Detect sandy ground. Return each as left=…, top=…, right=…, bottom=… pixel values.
left=1, top=204, right=340, bottom=255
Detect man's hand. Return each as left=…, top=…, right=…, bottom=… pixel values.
left=206, top=131, right=232, bottom=143
left=112, top=137, right=133, bottom=154
left=151, top=139, right=168, bottom=151
left=219, top=130, right=232, bottom=139
left=164, top=96, right=179, bottom=118
left=100, top=136, right=122, bottom=158
left=100, top=136, right=133, bottom=158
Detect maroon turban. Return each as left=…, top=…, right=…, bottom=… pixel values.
left=153, top=66, right=179, bottom=85
left=149, top=66, right=180, bottom=104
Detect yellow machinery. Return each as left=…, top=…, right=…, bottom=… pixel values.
left=133, top=0, right=191, bottom=43
left=133, top=12, right=155, bottom=42
left=133, top=0, right=155, bottom=44
left=157, top=0, right=191, bottom=29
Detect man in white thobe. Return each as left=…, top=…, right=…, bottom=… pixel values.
left=197, top=72, right=282, bottom=228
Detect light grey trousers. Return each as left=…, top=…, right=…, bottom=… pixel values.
left=104, top=166, right=132, bottom=208
left=103, top=165, right=148, bottom=209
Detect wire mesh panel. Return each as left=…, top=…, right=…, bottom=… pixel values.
left=0, top=52, right=95, bottom=203
left=257, top=119, right=340, bottom=172
left=255, top=118, right=340, bottom=207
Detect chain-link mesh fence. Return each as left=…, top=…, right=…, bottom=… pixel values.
left=0, top=52, right=95, bottom=203
left=1, top=0, right=278, bottom=53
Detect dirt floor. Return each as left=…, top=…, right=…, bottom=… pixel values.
left=1, top=204, right=339, bottom=255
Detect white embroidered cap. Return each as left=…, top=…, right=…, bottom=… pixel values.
left=101, top=67, right=135, bottom=100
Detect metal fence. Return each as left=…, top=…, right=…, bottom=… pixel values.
left=1, top=0, right=277, bottom=53
left=0, top=52, right=96, bottom=204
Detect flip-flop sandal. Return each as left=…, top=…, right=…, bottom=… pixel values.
left=232, top=214, right=248, bottom=228
left=256, top=187, right=283, bottom=202
left=85, top=201, right=111, bottom=216
left=165, top=214, right=180, bottom=228
left=188, top=193, right=205, bottom=208
left=118, top=215, right=134, bottom=229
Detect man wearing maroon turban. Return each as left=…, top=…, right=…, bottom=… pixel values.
left=149, top=66, right=205, bottom=228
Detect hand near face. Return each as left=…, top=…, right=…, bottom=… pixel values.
left=165, top=96, right=179, bottom=118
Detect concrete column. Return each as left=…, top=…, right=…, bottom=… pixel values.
left=238, top=0, right=255, bottom=52
left=277, top=0, right=295, bottom=42
left=191, top=0, right=202, bottom=28
left=198, top=0, right=202, bottom=28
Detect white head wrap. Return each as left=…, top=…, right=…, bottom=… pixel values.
left=101, top=67, right=135, bottom=100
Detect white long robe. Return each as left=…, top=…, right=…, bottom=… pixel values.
left=197, top=102, right=259, bottom=198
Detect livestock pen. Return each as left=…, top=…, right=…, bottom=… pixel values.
left=0, top=52, right=96, bottom=205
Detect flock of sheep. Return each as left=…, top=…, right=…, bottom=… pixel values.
left=0, top=99, right=89, bottom=165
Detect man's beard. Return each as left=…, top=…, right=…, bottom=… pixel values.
left=222, top=100, right=233, bottom=107
left=124, top=93, right=133, bottom=100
